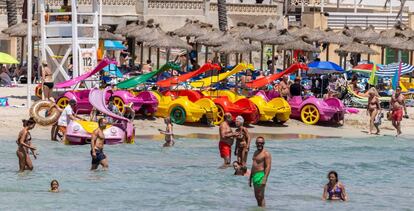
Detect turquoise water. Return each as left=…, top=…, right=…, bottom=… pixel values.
left=0, top=136, right=413, bottom=210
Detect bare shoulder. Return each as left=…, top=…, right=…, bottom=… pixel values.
left=264, top=149, right=271, bottom=157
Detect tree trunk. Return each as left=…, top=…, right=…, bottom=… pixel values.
left=6, top=0, right=18, bottom=27
left=217, top=0, right=227, bottom=65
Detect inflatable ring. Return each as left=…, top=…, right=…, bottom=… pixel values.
left=30, top=100, right=60, bottom=126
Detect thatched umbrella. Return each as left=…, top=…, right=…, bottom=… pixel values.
left=278, top=39, right=321, bottom=52
left=115, top=22, right=137, bottom=35
left=263, top=33, right=295, bottom=71
left=229, top=22, right=252, bottom=39
left=241, top=25, right=271, bottom=70
left=335, top=42, right=378, bottom=55
left=316, top=30, right=352, bottom=61
left=133, top=25, right=167, bottom=68
left=146, top=33, right=192, bottom=65
left=335, top=42, right=378, bottom=70
left=400, top=29, right=414, bottom=38
left=173, top=19, right=205, bottom=38
left=82, top=27, right=125, bottom=41
left=194, top=28, right=224, bottom=63
left=353, top=26, right=380, bottom=42
left=213, top=38, right=260, bottom=64
left=290, top=26, right=317, bottom=38
left=342, top=26, right=363, bottom=37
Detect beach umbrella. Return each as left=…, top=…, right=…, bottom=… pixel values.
left=368, top=63, right=379, bottom=86
left=389, top=38, right=414, bottom=51
left=353, top=26, right=380, bottom=42
left=376, top=62, right=414, bottom=77
left=353, top=64, right=383, bottom=71
left=0, top=52, right=19, bottom=64
left=318, top=31, right=352, bottom=45
left=229, top=22, right=252, bottom=39
left=195, top=28, right=224, bottom=44
left=2, top=22, right=40, bottom=37
left=172, top=19, right=205, bottom=38
left=342, top=26, right=363, bottom=37
left=277, top=39, right=321, bottom=52
left=212, top=39, right=260, bottom=54
left=334, top=42, right=378, bottom=55
left=307, top=61, right=343, bottom=74
left=146, top=34, right=192, bottom=50
left=263, top=34, right=296, bottom=45
left=240, top=25, right=268, bottom=40
left=115, top=22, right=137, bottom=35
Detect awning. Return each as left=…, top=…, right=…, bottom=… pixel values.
left=104, top=40, right=126, bottom=51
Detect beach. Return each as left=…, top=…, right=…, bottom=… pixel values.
left=1, top=85, right=414, bottom=140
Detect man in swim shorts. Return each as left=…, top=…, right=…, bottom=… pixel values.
left=218, top=113, right=237, bottom=169
left=90, top=118, right=109, bottom=170
left=249, top=137, right=272, bottom=207
left=390, top=86, right=408, bottom=136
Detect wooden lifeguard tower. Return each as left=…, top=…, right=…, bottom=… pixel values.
left=38, top=0, right=102, bottom=81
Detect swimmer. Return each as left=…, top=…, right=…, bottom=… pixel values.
left=159, top=117, right=174, bottom=147
left=16, top=118, right=37, bottom=172
left=249, top=137, right=272, bottom=207
left=218, top=113, right=237, bottom=169
left=233, top=161, right=250, bottom=177
left=234, top=115, right=251, bottom=166
left=50, top=180, right=59, bottom=193
left=90, top=118, right=109, bottom=170
left=322, top=171, right=348, bottom=201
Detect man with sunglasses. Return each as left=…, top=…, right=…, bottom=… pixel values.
left=249, top=137, right=272, bottom=207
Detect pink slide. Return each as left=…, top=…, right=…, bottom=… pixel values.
left=55, top=58, right=111, bottom=88
left=245, top=63, right=308, bottom=89
left=89, top=87, right=130, bottom=122
left=156, top=63, right=221, bottom=88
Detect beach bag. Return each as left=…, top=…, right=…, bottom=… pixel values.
left=386, top=111, right=392, bottom=121
left=0, top=97, right=8, bottom=106
left=374, top=112, right=383, bottom=126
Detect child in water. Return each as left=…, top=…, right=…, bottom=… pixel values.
left=50, top=180, right=59, bottom=193
left=159, top=117, right=174, bottom=147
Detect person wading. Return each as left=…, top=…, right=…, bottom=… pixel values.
left=390, top=86, right=408, bottom=136
left=218, top=113, right=237, bottom=168
left=90, top=118, right=109, bottom=170
left=249, top=137, right=272, bottom=207
left=234, top=115, right=250, bottom=166
left=16, top=118, right=37, bottom=172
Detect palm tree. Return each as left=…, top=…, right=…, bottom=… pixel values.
left=5, top=0, right=18, bottom=27
left=217, top=0, right=228, bottom=32
left=217, top=0, right=228, bottom=65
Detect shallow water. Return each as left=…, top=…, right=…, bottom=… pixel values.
left=0, top=136, right=413, bottom=210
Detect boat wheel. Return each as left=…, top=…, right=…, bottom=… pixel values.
left=113, top=97, right=125, bottom=114
left=214, top=105, right=225, bottom=125
left=300, top=104, right=320, bottom=125
left=56, top=97, right=69, bottom=109
left=170, top=106, right=186, bottom=125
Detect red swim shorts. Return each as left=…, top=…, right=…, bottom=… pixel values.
left=392, top=109, right=403, bottom=122
left=219, top=141, right=231, bottom=158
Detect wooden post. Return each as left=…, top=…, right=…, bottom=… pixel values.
left=260, top=42, right=264, bottom=70
left=325, top=44, right=329, bottom=61
left=156, top=48, right=160, bottom=69
left=381, top=47, right=384, bottom=64
left=195, top=42, right=198, bottom=64
left=271, top=44, right=275, bottom=74
left=140, top=42, right=144, bottom=65
left=148, top=47, right=152, bottom=62
left=249, top=39, right=253, bottom=64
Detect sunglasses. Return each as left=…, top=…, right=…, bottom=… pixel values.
left=256, top=142, right=264, bottom=146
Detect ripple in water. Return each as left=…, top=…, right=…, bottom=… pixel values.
left=0, top=136, right=413, bottom=210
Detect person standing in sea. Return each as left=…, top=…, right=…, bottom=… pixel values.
left=234, top=116, right=250, bottom=166
left=218, top=113, right=237, bottom=168
left=390, top=86, right=408, bottom=136
left=16, top=118, right=37, bottom=172
left=249, top=137, right=272, bottom=207
left=90, top=118, right=109, bottom=170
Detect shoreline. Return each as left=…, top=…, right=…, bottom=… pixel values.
left=1, top=85, right=414, bottom=141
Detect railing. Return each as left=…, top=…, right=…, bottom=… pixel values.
left=209, top=2, right=278, bottom=14
left=148, top=0, right=204, bottom=9
left=328, top=12, right=409, bottom=30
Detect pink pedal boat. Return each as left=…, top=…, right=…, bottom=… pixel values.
left=65, top=88, right=135, bottom=145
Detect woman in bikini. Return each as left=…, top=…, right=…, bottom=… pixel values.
left=16, top=118, right=37, bottom=172
left=41, top=61, right=54, bottom=101
left=234, top=116, right=250, bottom=166
left=367, top=87, right=381, bottom=135
left=159, top=117, right=174, bottom=147
left=322, top=171, right=348, bottom=201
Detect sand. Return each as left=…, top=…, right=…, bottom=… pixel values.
left=1, top=85, right=414, bottom=141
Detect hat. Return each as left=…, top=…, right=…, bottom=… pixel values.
left=42, top=60, right=48, bottom=65
left=235, top=115, right=244, bottom=123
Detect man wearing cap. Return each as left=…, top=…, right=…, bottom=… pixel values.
left=390, top=86, right=408, bottom=136
left=289, top=77, right=303, bottom=97
left=234, top=116, right=251, bottom=166
left=218, top=113, right=237, bottom=168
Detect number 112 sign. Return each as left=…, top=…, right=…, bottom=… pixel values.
left=79, top=48, right=97, bottom=75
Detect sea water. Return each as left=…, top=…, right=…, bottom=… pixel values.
left=0, top=136, right=413, bottom=211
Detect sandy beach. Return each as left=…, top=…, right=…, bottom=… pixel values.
left=1, top=85, right=414, bottom=140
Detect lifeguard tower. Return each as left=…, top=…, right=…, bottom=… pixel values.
left=38, top=0, right=102, bottom=82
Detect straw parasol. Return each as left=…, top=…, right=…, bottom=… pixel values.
left=201, top=31, right=235, bottom=47
left=263, top=34, right=295, bottom=45
left=251, top=23, right=279, bottom=42
left=81, top=27, right=125, bottom=40
left=229, top=22, right=252, bottom=39
left=318, top=30, right=352, bottom=45
left=2, top=22, right=40, bottom=37
left=277, top=39, right=321, bottom=52
left=389, top=38, right=414, bottom=51
left=195, top=28, right=224, bottom=44
left=334, top=42, right=378, bottom=54
left=342, top=26, right=363, bottom=37
left=212, top=38, right=260, bottom=54
left=115, top=22, right=137, bottom=35
left=146, top=33, right=192, bottom=50
left=240, top=25, right=268, bottom=40
left=369, top=35, right=407, bottom=47
left=172, top=19, right=205, bottom=37
left=352, top=26, right=380, bottom=42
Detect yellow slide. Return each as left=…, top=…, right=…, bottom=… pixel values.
left=190, top=63, right=254, bottom=88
